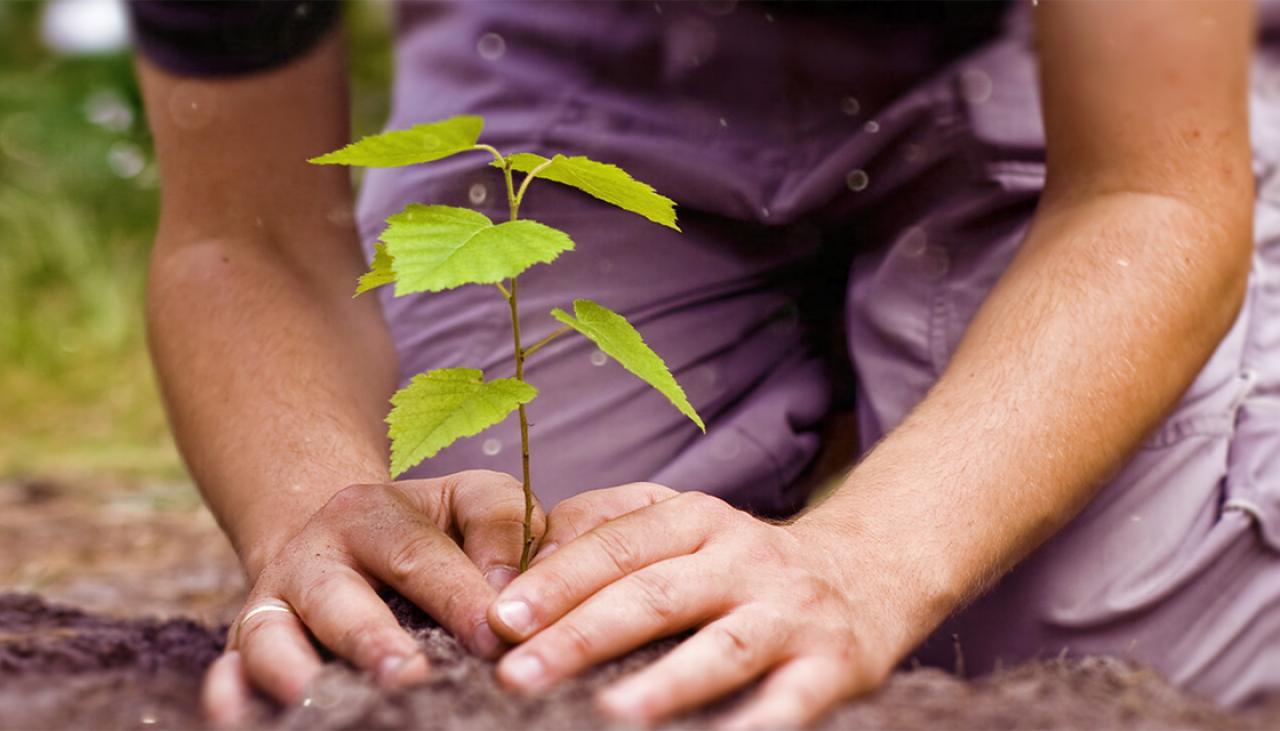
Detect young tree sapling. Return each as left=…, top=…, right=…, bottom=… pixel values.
left=311, top=115, right=705, bottom=571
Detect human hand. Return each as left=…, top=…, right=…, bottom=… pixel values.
left=201, top=470, right=544, bottom=725
left=487, top=484, right=926, bottom=729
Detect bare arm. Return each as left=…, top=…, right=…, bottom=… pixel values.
left=140, top=33, right=395, bottom=575
left=138, top=34, right=542, bottom=720
left=482, top=3, right=1256, bottom=727
left=803, top=0, right=1255, bottom=629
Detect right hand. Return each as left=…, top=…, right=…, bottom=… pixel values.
left=201, top=470, right=545, bottom=725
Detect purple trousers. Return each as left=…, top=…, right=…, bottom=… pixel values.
left=356, top=2, right=1280, bottom=706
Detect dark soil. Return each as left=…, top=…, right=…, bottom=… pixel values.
left=2, top=477, right=1278, bottom=730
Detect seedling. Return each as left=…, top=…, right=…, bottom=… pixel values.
left=311, top=115, right=705, bottom=571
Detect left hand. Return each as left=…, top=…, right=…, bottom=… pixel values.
left=486, top=484, right=923, bottom=729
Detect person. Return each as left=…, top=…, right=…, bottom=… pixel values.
left=130, top=0, right=1280, bottom=727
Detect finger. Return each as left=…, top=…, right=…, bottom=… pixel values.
left=496, top=556, right=726, bottom=694
left=341, top=498, right=502, bottom=658
left=202, top=651, right=251, bottom=728
left=536, top=483, right=678, bottom=564
left=437, top=470, right=548, bottom=590
left=718, top=656, right=861, bottom=731
left=235, top=601, right=324, bottom=705
left=598, top=612, right=786, bottom=725
left=284, top=564, right=427, bottom=689
left=491, top=491, right=730, bottom=642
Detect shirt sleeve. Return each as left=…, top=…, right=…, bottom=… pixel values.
left=127, top=0, right=341, bottom=77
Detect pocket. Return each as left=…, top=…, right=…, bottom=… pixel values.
left=1224, top=398, right=1280, bottom=550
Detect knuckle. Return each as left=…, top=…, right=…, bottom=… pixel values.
left=295, top=570, right=349, bottom=613
left=630, top=571, right=680, bottom=623
left=336, top=621, right=394, bottom=661
left=554, top=621, right=600, bottom=659
left=326, top=482, right=384, bottom=513
left=707, top=623, right=753, bottom=664
left=679, top=490, right=731, bottom=519
left=590, top=525, right=640, bottom=574
left=457, top=469, right=522, bottom=492
left=384, top=533, right=441, bottom=586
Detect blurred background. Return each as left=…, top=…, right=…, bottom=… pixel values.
left=0, top=0, right=390, bottom=618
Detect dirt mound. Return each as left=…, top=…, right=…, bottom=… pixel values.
left=2, top=592, right=1275, bottom=731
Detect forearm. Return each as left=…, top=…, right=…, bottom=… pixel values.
left=137, top=34, right=398, bottom=578
left=798, top=193, right=1250, bottom=648
left=149, top=232, right=397, bottom=578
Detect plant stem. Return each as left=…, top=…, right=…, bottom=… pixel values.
left=497, top=156, right=537, bottom=572
left=522, top=325, right=571, bottom=359
left=508, top=278, right=535, bottom=572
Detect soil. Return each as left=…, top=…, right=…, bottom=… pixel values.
left=2, top=476, right=1278, bottom=730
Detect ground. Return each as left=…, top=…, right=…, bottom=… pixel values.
left=3, top=474, right=1279, bottom=730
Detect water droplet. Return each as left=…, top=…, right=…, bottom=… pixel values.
left=477, top=32, right=506, bottom=61
left=959, top=69, right=993, bottom=105
left=761, top=206, right=771, bottom=219
left=700, top=0, right=738, bottom=16
left=482, top=438, right=502, bottom=456
left=106, top=142, right=144, bottom=178
left=654, top=3, right=663, bottom=14
left=168, top=82, right=216, bottom=130
left=84, top=89, right=132, bottom=132
left=764, top=12, right=774, bottom=22
left=845, top=169, right=869, bottom=192
left=899, top=227, right=928, bottom=258
left=711, top=435, right=742, bottom=460
left=590, top=349, right=608, bottom=367
left=140, top=715, right=157, bottom=725
left=326, top=205, right=354, bottom=226
left=719, top=117, right=728, bottom=128
left=840, top=96, right=860, bottom=117
left=697, top=364, right=719, bottom=388
left=1130, top=514, right=1142, bottom=523
left=863, top=120, right=880, bottom=134
left=469, top=182, right=488, bottom=205
left=904, top=143, right=926, bottom=163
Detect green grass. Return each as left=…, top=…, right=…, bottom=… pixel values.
left=0, top=2, right=391, bottom=479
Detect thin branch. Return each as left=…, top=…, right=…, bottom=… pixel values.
left=472, top=143, right=505, bottom=165
left=522, top=325, right=572, bottom=360
left=494, top=281, right=510, bottom=299
left=513, top=157, right=557, bottom=213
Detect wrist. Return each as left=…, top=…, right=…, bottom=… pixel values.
left=788, top=503, right=967, bottom=661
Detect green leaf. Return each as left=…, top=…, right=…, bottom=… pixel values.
left=379, top=204, right=574, bottom=294
left=387, top=368, right=537, bottom=477
left=355, top=243, right=395, bottom=296
left=504, top=153, right=679, bottom=230
left=551, top=299, right=704, bottom=431
left=309, top=115, right=484, bottom=168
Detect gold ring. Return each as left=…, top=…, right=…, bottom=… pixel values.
left=233, top=601, right=297, bottom=647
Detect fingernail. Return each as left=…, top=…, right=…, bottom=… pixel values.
left=501, top=652, right=546, bottom=690
left=531, top=542, right=558, bottom=564
left=376, top=655, right=406, bottom=687
left=485, top=566, right=519, bottom=591
left=472, top=621, right=501, bottom=658
left=493, top=599, right=534, bottom=637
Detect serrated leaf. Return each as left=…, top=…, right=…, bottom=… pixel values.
left=379, top=204, right=574, bottom=294
left=387, top=368, right=537, bottom=477
left=310, top=115, right=484, bottom=168
left=503, top=153, right=679, bottom=230
left=551, top=299, right=704, bottom=431
left=355, top=243, right=395, bottom=296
